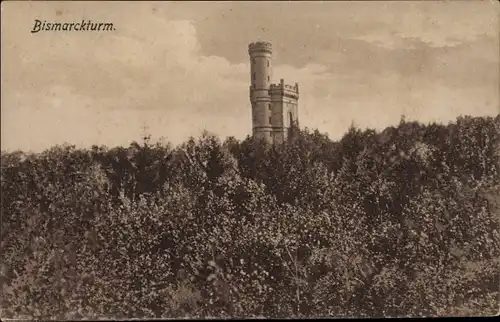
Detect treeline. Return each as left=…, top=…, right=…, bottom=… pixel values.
left=1, top=115, right=499, bottom=318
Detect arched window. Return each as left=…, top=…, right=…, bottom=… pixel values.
left=267, top=60, right=269, bottom=67
left=288, top=112, right=293, bottom=128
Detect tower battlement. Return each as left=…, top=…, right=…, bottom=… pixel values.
left=248, top=41, right=273, bottom=54
left=270, top=79, right=299, bottom=99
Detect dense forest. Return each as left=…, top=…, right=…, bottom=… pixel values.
left=1, top=115, right=499, bottom=319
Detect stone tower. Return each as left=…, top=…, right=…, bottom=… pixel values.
left=248, top=41, right=299, bottom=144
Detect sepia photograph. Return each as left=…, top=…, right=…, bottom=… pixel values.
left=1, top=0, right=499, bottom=319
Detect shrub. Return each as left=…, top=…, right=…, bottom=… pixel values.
left=1, top=115, right=499, bottom=318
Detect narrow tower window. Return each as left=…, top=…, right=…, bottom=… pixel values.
left=267, top=76, right=270, bottom=81
left=267, top=60, right=269, bottom=67
left=269, top=116, right=272, bottom=124
left=268, top=104, right=271, bottom=110
left=289, top=112, right=293, bottom=128
left=253, top=72, right=256, bottom=81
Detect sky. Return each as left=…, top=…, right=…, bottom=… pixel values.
left=1, top=1, right=499, bottom=152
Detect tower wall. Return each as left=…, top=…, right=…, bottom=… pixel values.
left=249, top=42, right=273, bottom=143
left=270, top=79, right=299, bottom=144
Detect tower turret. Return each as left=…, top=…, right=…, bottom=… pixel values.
left=270, top=79, right=299, bottom=143
left=249, top=41, right=273, bottom=143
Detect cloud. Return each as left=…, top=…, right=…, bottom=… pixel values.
left=1, top=5, right=332, bottom=152
left=351, top=1, right=499, bottom=49
left=1, top=1, right=498, bottom=153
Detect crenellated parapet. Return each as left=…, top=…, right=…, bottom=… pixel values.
left=270, top=78, right=299, bottom=99
left=248, top=41, right=273, bottom=55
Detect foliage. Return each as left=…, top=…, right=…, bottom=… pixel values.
left=1, top=115, right=499, bottom=318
